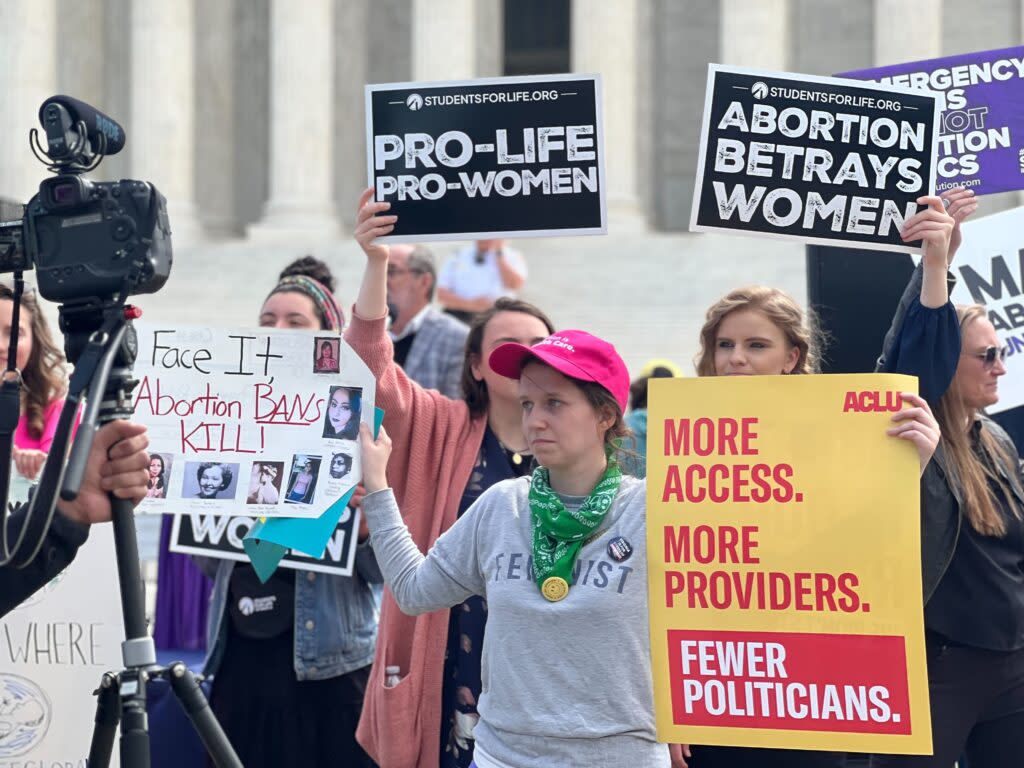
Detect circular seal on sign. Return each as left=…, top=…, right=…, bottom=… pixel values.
left=607, top=536, right=633, bottom=563
left=541, top=576, right=570, bottom=602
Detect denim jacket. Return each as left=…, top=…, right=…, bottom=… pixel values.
left=200, top=542, right=383, bottom=681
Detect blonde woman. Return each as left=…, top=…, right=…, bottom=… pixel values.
left=688, top=196, right=955, bottom=768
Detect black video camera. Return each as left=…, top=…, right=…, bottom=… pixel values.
left=0, top=95, right=172, bottom=303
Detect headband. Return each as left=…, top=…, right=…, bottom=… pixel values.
left=269, top=275, right=344, bottom=332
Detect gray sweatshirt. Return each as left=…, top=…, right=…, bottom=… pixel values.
left=362, top=475, right=670, bottom=768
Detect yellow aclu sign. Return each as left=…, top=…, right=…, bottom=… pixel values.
left=646, top=374, right=931, bottom=755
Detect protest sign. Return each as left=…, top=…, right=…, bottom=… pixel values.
left=646, top=374, right=930, bottom=754
left=0, top=526, right=124, bottom=766
left=169, top=505, right=360, bottom=577
left=365, top=74, right=606, bottom=242
left=841, top=46, right=1024, bottom=196
left=133, top=322, right=374, bottom=519
left=938, top=206, right=1024, bottom=413
left=690, top=65, right=939, bottom=254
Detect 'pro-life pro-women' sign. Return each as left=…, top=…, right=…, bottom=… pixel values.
left=133, top=322, right=375, bottom=520
left=366, top=73, right=606, bottom=242
left=690, top=65, right=939, bottom=254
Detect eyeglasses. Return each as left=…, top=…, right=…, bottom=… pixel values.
left=386, top=267, right=425, bottom=278
left=963, top=346, right=1009, bottom=368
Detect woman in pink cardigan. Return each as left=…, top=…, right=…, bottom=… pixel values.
left=348, top=189, right=554, bottom=768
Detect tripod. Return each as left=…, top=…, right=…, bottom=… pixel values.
left=53, top=298, right=241, bottom=768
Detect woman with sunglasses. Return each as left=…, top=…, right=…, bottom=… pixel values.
left=871, top=188, right=1024, bottom=768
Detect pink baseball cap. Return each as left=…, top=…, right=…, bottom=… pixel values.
left=489, top=330, right=630, bottom=412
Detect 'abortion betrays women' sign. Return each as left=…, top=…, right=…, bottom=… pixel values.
left=690, top=65, right=939, bottom=254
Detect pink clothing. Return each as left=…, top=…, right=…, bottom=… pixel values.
left=347, top=310, right=486, bottom=768
left=15, top=399, right=64, bottom=452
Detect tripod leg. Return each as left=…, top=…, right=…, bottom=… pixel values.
left=89, top=672, right=120, bottom=768
left=167, top=663, right=243, bottom=768
left=119, top=669, right=152, bottom=768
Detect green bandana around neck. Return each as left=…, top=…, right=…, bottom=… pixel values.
left=528, top=459, right=622, bottom=600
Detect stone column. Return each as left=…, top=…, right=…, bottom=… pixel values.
left=58, top=1, right=106, bottom=115
left=573, top=0, right=646, bottom=231
left=411, top=0, right=476, bottom=80
left=335, top=0, right=369, bottom=230
left=874, top=0, right=941, bottom=65
left=721, top=0, right=789, bottom=69
left=790, top=0, right=872, bottom=75
left=649, top=0, right=719, bottom=231
left=248, top=0, right=339, bottom=243
left=474, top=0, right=503, bottom=78
left=0, top=0, right=57, bottom=205
left=131, top=0, right=204, bottom=246
left=196, top=0, right=238, bottom=237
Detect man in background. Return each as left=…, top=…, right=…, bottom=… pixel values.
left=437, top=239, right=528, bottom=324
left=387, top=244, right=468, bottom=398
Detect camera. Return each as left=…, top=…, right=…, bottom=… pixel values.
left=0, top=95, right=172, bottom=304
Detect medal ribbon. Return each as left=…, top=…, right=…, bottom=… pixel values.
left=528, top=459, right=622, bottom=596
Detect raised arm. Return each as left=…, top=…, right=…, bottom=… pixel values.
left=353, top=187, right=394, bottom=321
left=875, top=195, right=960, bottom=405
left=346, top=189, right=471, bottom=494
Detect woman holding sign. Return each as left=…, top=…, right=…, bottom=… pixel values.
left=358, top=328, right=686, bottom=767
left=198, top=256, right=381, bottom=768
left=872, top=189, right=1024, bottom=768
left=350, top=190, right=555, bottom=768
left=686, top=196, right=957, bottom=768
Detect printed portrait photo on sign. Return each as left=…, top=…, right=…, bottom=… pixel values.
left=313, top=337, right=341, bottom=373
left=285, top=454, right=322, bottom=504
left=246, top=461, right=285, bottom=505
left=182, top=461, right=240, bottom=501
left=146, top=452, right=173, bottom=499
left=329, top=450, right=354, bottom=481
left=322, top=386, right=362, bottom=440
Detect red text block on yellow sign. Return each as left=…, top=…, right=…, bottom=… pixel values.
left=646, top=374, right=930, bottom=755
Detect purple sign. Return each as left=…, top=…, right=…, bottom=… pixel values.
left=840, top=47, right=1024, bottom=196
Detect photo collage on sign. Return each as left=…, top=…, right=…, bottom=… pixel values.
left=146, top=335, right=363, bottom=512
left=320, top=383, right=362, bottom=499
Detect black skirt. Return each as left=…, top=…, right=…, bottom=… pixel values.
left=209, top=621, right=375, bottom=768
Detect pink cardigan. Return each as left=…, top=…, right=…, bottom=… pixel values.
left=348, top=310, right=487, bottom=768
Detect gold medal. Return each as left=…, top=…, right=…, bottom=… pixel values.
left=541, top=576, right=570, bottom=602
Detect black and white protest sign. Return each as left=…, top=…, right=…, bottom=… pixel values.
left=690, top=66, right=940, bottom=253
left=938, top=206, right=1024, bottom=413
left=170, top=507, right=359, bottom=577
left=365, top=74, right=606, bottom=242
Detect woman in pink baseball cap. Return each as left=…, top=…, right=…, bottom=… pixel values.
left=357, top=327, right=688, bottom=768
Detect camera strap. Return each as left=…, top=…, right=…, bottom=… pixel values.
left=0, top=273, right=25, bottom=561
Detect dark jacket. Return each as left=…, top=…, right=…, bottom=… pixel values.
left=875, top=261, right=1023, bottom=601
left=917, top=419, right=1024, bottom=602
left=0, top=505, right=88, bottom=617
